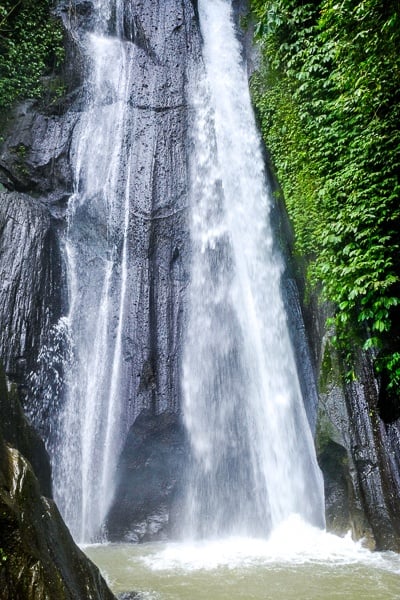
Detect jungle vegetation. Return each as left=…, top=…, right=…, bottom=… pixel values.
left=0, top=0, right=64, bottom=110
left=250, top=0, right=400, bottom=404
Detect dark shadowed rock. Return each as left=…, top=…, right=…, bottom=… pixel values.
left=0, top=191, right=64, bottom=387
left=282, top=277, right=320, bottom=433
left=106, top=410, right=186, bottom=542
left=0, top=363, right=52, bottom=497
left=0, top=432, right=115, bottom=600
left=317, top=437, right=353, bottom=536
left=318, top=439, right=375, bottom=536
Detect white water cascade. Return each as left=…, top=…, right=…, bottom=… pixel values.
left=182, top=0, right=325, bottom=538
left=54, top=0, right=132, bottom=543
left=45, top=0, right=325, bottom=546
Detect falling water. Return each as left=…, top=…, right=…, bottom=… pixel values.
left=42, top=0, right=324, bottom=545
left=54, top=0, right=132, bottom=543
left=182, top=0, right=325, bottom=538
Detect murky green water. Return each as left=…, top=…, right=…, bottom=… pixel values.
left=84, top=522, right=400, bottom=600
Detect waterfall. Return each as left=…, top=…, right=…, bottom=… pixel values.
left=47, top=0, right=197, bottom=544
left=181, top=0, right=325, bottom=538
left=36, top=0, right=323, bottom=544
left=54, top=0, right=132, bottom=543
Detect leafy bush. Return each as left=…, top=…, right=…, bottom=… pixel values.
left=0, top=0, right=64, bottom=110
left=250, top=0, right=400, bottom=396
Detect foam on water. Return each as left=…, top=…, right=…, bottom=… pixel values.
left=83, top=529, right=400, bottom=599
left=142, top=517, right=400, bottom=573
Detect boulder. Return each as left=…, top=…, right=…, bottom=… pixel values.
left=0, top=361, right=116, bottom=599
left=0, top=363, right=52, bottom=497
left=106, top=410, right=186, bottom=542
left=0, top=433, right=115, bottom=600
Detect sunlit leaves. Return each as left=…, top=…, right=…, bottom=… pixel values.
left=250, top=0, right=400, bottom=391
left=0, top=0, right=64, bottom=109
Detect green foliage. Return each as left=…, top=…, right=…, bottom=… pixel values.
left=0, top=0, right=64, bottom=110
left=0, top=547, right=8, bottom=562
left=250, top=0, right=400, bottom=393
left=375, top=352, right=400, bottom=393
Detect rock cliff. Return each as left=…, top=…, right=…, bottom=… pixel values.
left=314, top=330, right=400, bottom=551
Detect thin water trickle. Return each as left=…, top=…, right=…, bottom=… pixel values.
left=181, top=0, right=325, bottom=538
left=54, top=12, right=133, bottom=542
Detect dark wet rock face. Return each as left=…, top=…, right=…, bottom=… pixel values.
left=0, top=104, right=76, bottom=205
left=0, top=192, right=63, bottom=388
left=102, top=0, right=202, bottom=421
left=315, top=334, right=400, bottom=550
left=0, top=363, right=52, bottom=497
left=345, top=357, right=400, bottom=551
left=0, top=365, right=115, bottom=600
left=106, top=410, right=186, bottom=542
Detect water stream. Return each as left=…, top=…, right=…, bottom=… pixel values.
left=47, top=0, right=325, bottom=545
left=54, top=0, right=132, bottom=542
left=181, top=0, right=324, bottom=537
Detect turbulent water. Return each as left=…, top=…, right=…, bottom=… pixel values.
left=181, top=0, right=324, bottom=537
left=84, top=521, right=400, bottom=599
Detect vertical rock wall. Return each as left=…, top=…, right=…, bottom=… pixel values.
left=104, top=0, right=203, bottom=540
left=0, top=192, right=63, bottom=389
left=311, top=302, right=400, bottom=551
left=115, top=0, right=202, bottom=420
